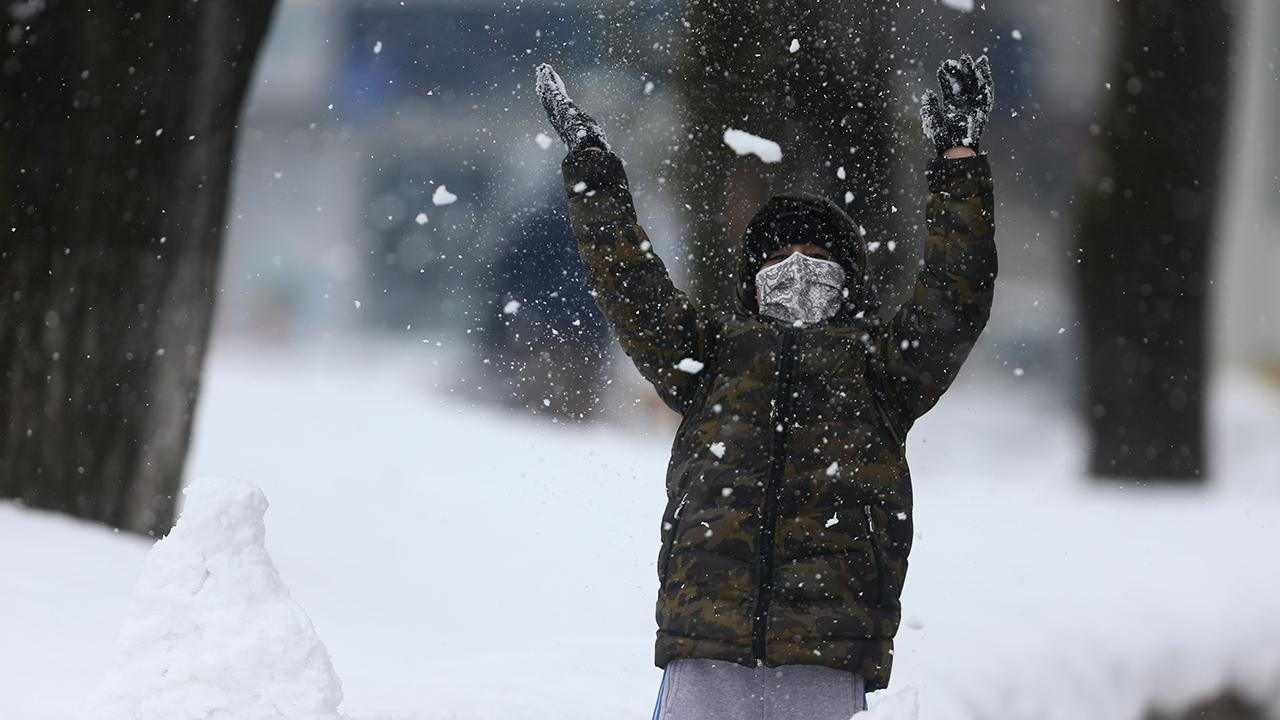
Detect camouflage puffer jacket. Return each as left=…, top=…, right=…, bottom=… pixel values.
left=561, top=146, right=996, bottom=691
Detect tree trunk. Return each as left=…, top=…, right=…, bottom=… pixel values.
left=0, top=1, right=277, bottom=535
left=1073, top=0, right=1233, bottom=481
left=671, top=0, right=904, bottom=315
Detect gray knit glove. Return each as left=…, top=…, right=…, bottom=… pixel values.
left=535, top=63, right=610, bottom=153
left=920, top=54, right=994, bottom=155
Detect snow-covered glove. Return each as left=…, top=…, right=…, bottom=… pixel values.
left=535, top=63, right=610, bottom=153
left=920, top=54, right=994, bottom=155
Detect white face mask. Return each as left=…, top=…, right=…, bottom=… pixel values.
left=755, top=251, right=847, bottom=327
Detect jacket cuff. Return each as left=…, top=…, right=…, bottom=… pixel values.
left=561, top=146, right=637, bottom=219
left=925, top=154, right=992, bottom=196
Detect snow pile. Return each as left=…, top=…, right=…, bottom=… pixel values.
left=723, top=128, right=783, bottom=163
left=87, top=477, right=344, bottom=720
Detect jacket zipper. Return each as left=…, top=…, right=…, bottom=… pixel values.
left=751, top=327, right=797, bottom=661
left=674, top=492, right=690, bottom=519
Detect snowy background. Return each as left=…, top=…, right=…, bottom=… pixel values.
left=3, top=348, right=1278, bottom=719
left=3, top=0, right=1280, bottom=718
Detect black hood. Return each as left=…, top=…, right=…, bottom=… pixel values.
left=735, top=192, right=877, bottom=324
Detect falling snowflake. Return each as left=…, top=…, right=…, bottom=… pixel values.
left=722, top=129, right=782, bottom=163
left=432, top=185, right=458, bottom=206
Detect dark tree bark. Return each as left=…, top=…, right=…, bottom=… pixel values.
left=1073, top=0, right=1233, bottom=480
left=1, top=2, right=277, bottom=535
left=670, top=0, right=906, bottom=314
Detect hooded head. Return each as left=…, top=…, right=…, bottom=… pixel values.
left=736, top=192, right=876, bottom=324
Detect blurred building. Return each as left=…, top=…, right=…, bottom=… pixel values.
left=217, top=0, right=612, bottom=342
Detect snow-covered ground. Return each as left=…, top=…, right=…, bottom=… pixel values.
left=2, top=345, right=1279, bottom=720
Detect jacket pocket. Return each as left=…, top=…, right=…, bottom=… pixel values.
left=659, top=492, right=690, bottom=584
left=863, top=504, right=891, bottom=608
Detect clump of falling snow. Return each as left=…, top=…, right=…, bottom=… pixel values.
left=722, top=129, right=782, bottom=163
left=939, top=0, right=974, bottom=11
left=432, top=185, right=458, bottom=206
left=709, top=442, right=726, bottom=459
left=676, top=357, right=705, bottom=374
left=86, top=477, right=345, bottom=720
left=535, top=132, right=553, bottom=150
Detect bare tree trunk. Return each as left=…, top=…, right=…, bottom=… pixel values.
left=0, top=1, right=277, bottom=535
left=671, top=0, right=903, bottom=314
left=1073, top=0, right=1233, bottom=481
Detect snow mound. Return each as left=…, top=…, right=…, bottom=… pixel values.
left=87, top=477, right=344, bottom=720
left=723, top=128, right=782, bottom=163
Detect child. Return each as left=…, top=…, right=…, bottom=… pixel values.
left=536, top=54, right=996, bottom=719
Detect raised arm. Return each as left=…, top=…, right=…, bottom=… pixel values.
left=536, top=64, right=716, bottom=413
left=878, top=55, right=998, bottom=431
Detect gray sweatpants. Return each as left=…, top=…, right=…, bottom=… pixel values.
left=652, top=658, right=866, bottom=720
